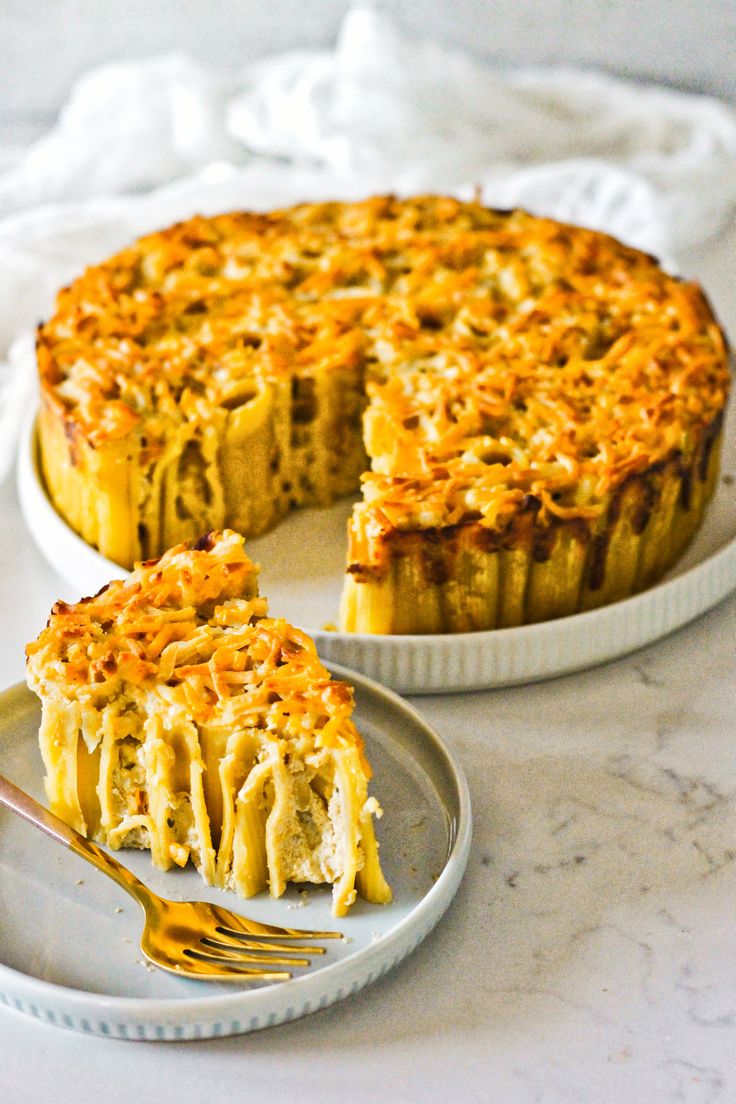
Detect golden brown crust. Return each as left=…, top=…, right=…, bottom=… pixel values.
left=37, top=195, right=730, bottom=603
left=26, top=529, right=367, bottom=764
left=348, top=410, right=724, bottom=577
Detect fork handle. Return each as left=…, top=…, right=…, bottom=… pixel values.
left=0, top=772, right=153, bottom=908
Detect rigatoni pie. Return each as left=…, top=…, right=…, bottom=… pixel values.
left=26, top=530, right=391, bottom=916
left=36, top=196, right=729, bottom=634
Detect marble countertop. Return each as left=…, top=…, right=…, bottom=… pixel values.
left=1, top=224, right=735, bottom=1103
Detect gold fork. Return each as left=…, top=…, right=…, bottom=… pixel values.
left=0, top=773, right=341, bottom=982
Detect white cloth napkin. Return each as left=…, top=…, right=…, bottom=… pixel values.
left=2, top=5, right=736, bottom=483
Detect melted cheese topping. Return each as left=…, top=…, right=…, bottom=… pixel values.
left=26, top=530, right=367, bottom=766
left=38, top=195, right=729, bottom=538
left=26, top=531, right=395, bottom=914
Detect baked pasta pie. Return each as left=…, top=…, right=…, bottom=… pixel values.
left=37, top=196, right=729, bottom=634
left=26, top=530, right=392, bottom=916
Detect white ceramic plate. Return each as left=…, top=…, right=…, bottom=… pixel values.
left=0, top=666, right=471, bottom=1041
left=18, top=405, right=736, bottom=694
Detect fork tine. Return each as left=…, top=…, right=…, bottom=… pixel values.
left=201, top=935, right=324, bottom=956
left=146, top=954, right=292, bottom=982
left=213, top=914, right=342, bottom=940
left=187, top=945, right=311, bottom=962
left=192, top=944, right=312, bottom=968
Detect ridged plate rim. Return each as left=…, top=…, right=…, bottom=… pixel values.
left=17, top=408, right=736, bottom=694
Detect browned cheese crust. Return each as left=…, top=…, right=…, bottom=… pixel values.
left=36, top=195, right=730, bottom=632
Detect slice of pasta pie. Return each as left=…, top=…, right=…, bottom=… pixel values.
left=26, top=530, right=391, bottom=916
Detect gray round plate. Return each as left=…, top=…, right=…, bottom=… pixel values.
left=0, top=665, right=471, bottom=1040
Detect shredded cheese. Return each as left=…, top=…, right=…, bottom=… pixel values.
left=37, top=197, right=728, bottom=545
left=26, top=530, right=391, bottom=915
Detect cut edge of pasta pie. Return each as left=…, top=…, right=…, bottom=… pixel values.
left=25, top=530, right=392, bottom=917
